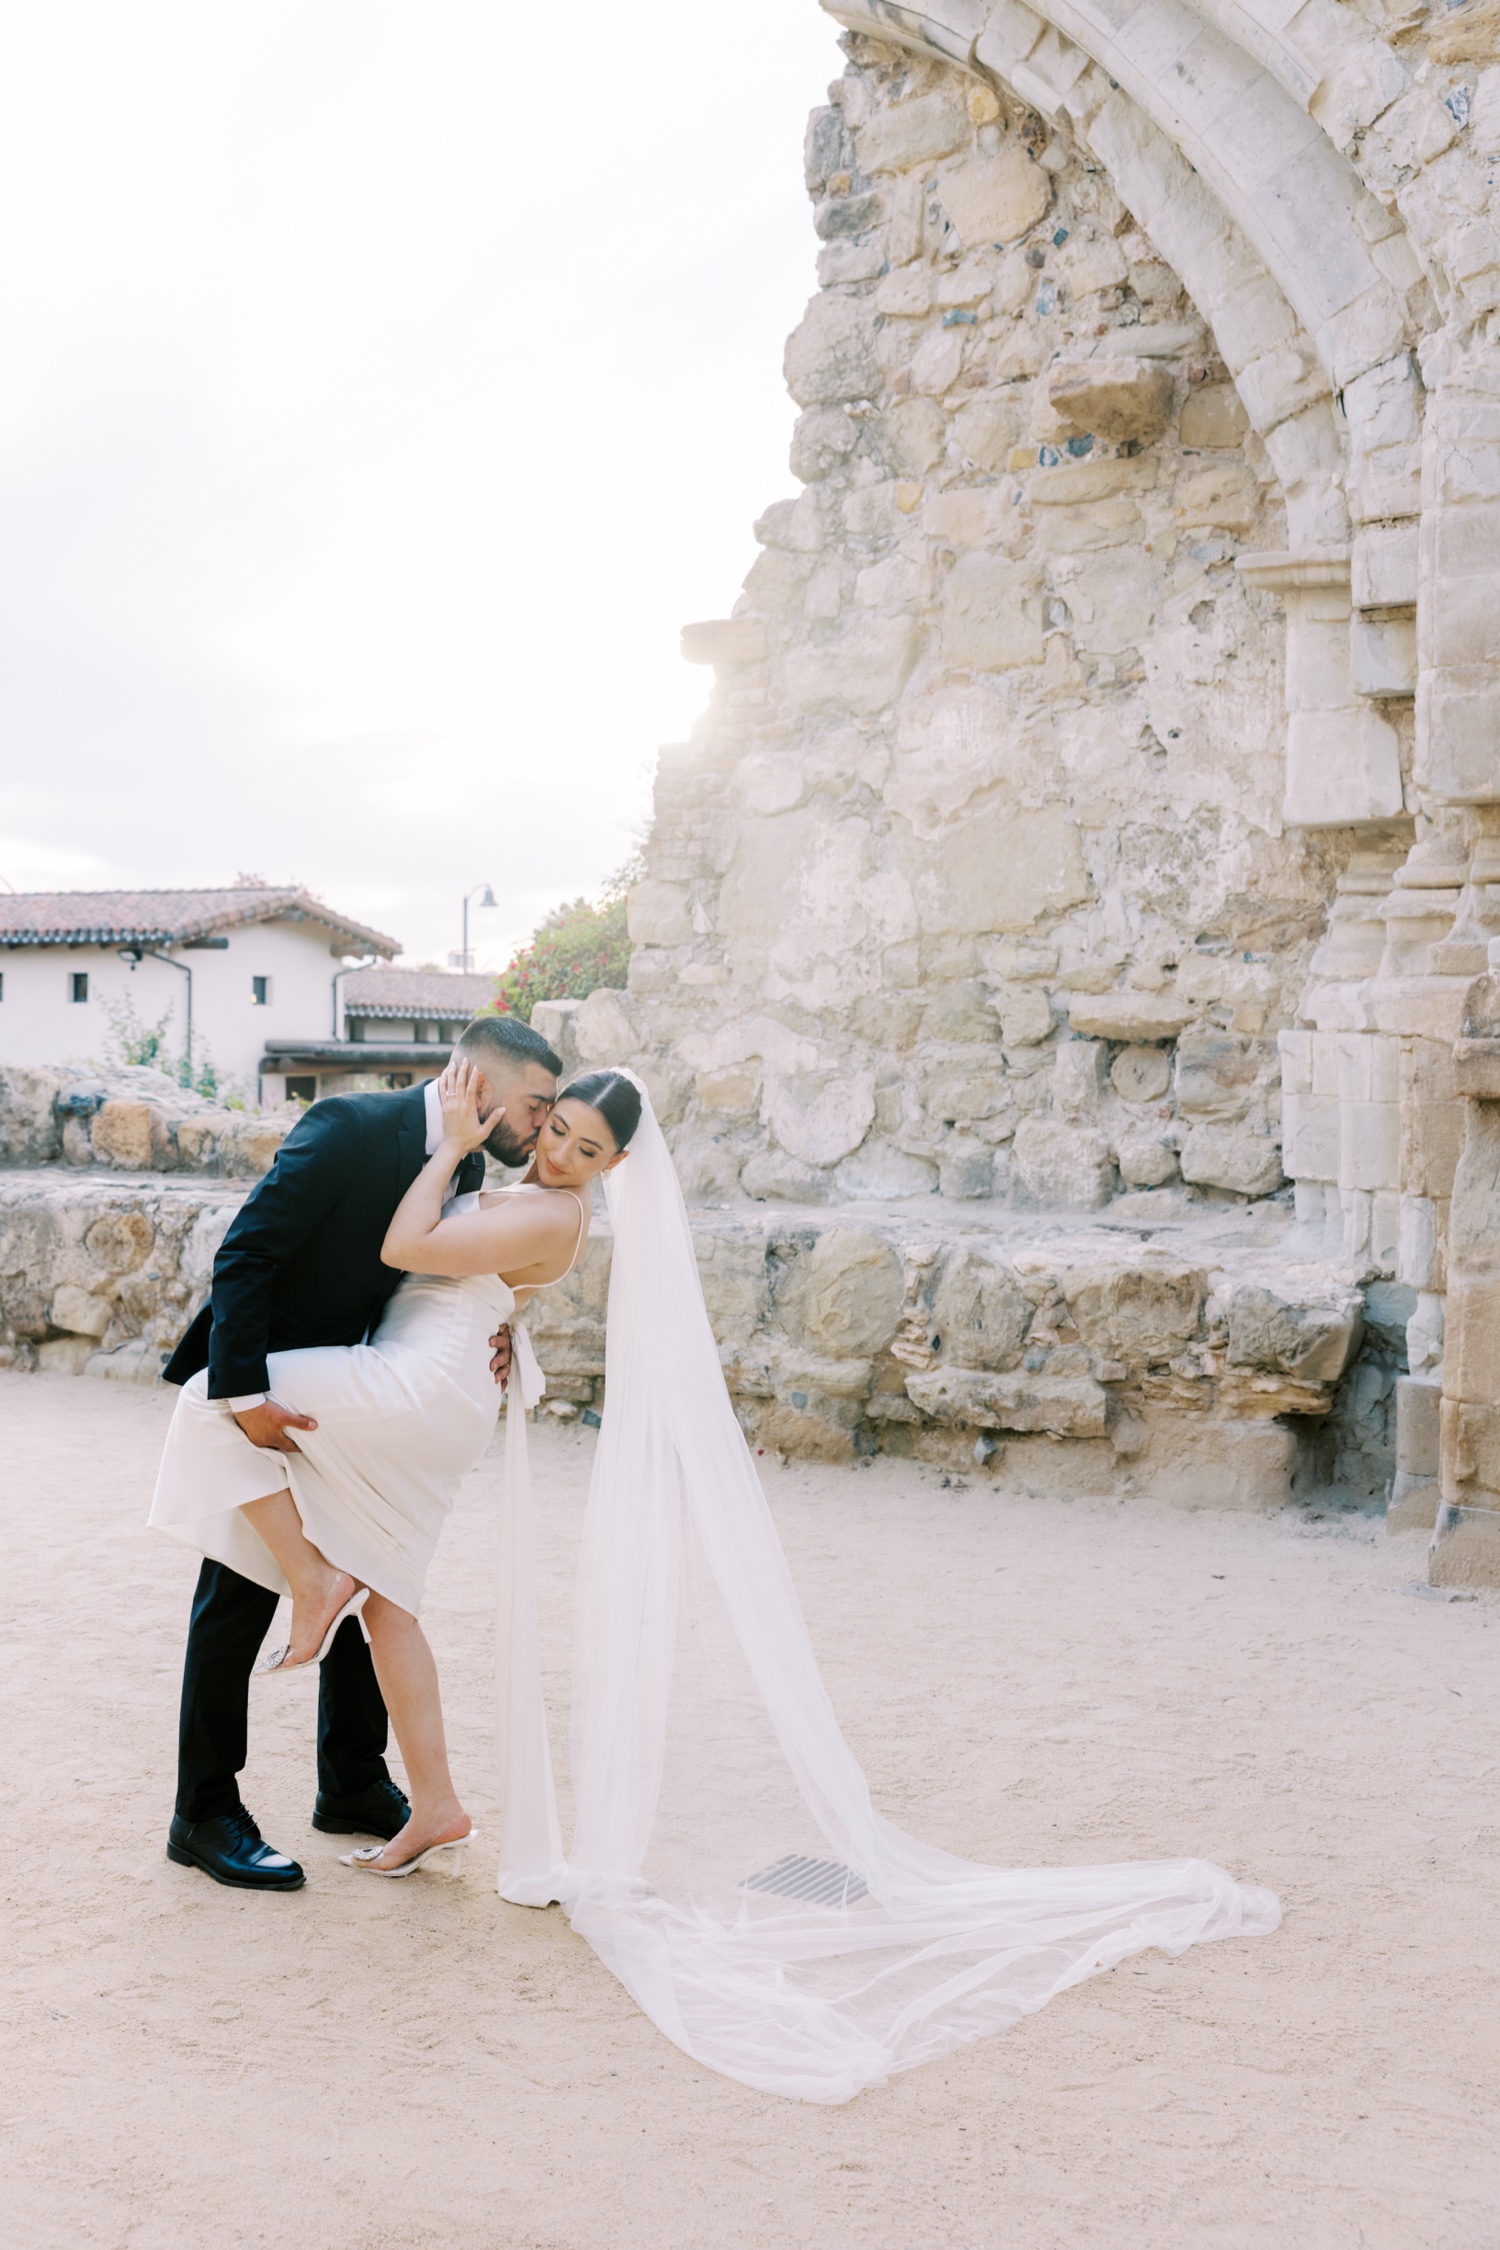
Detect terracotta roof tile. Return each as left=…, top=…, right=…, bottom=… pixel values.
left=342, top=967, right=496, bottom=1018
left=0, top=886, right=399, bottom=956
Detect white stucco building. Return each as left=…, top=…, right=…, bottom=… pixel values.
left=260, top=964, right=499, bottom=1104
left=0, top=885, right=400, bottom=1098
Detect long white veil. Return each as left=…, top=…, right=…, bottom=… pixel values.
left=494, top=1076, right=1279, bottom=2103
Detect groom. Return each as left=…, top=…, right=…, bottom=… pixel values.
left=160, top=1012, right=563, bottom=1891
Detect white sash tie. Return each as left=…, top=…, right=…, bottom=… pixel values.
left=494, top=1324, right=568, bottom=1907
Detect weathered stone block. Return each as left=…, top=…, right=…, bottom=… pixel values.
left=1065, top=1264, right=1204, bottom=1363
left=1339, top=1100, right=1400, bottom=1195
left=215, top=1120, right=288, bottom=1182
left=84, top=1209, right=154, bottom=1275
left=1280, top=1091, right=1340, bottom=1185
left=1351, top=520, right=1419, bottom=610
left=1396, top=1373, right=1442, bottom=1478
left=923, top=1056, right=1007, bottom=1126
left=1110, top=1046, right=1172, bottom=1104
left=782, top=1227, right=904, bottom=1358
left=763, top=1072, right=876, bottom=1169
left=855, top=89, right=969, bottom=175
left=572, top=988, right=639, bottom=1068
left=1053, top=1039, right=1108, bottom=1116
left=992, top=985, right=1052, bottom=1047
left=1115, top=1133, right=1179, bottom=1187
left=918, top=980, right=999, bottom=1045
left=785, top=613, right=919, bottom=714
left=49, top=1283, right=113, bottom=1339
left=90, top=1102, right=167, bottom=1171
left=1175, top=1030, right=1259, bottom=1121
left=834, top=1143, right=938, bottom=1199
left=783, top=293, right=880, bottom=407
left=1350, top=614, right=1416, bottom=697
left=789, top=405, right=859, bottom=484
left=1173, top=463, right=1260, bottom=533
left=930, top=1248, right=1032, bottom=1370
left=1011, top=1117, right=1115, bottom=1208
left=875, top=395, right=947, bottom=478
left=906, top=1364, right=1109, bottom=1436
left=1047, top=357, right=1174, bottom=443
left=1068, top=992, right=1194, bottom=1043
left=1440, top=1396, right=1500, bottom=1501
left=1179, top=384, right=1249, bottom=449
left=741, top=1150, right=832, bottom=1204
left=1429, top=1502, right=1500, bottom=1589
left=1226, top=1284, right=1361, bottom=1383
left=937, top=146, right=1050, bottom=246
left=950, top=395, right=1022, bottom=473
left=908, top=803, right=1089, bottom=935
left=1179, top=1125, right=1284, bottom=1197
left=936, top=1139, right=995, bottom=1200
left=1026, top=456, right=1155, bottom=506
left=0, top=1069, right=64, bottom=1165
left=940, top=554, right=1045, bottom=670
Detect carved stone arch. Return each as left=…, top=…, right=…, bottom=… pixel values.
left=827, top=0, right=1500, bottom=823
left=827, top=0, right=1416, bottom=828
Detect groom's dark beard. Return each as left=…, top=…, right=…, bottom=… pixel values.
left=481, top=1113, right=542, bottom=1167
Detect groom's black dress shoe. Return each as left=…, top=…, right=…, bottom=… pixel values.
left=312, top=1777, right=411, bottom=1840
left=167, top=1807, right=306, bottom=1892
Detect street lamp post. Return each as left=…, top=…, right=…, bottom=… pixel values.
left=461, top=883, right=497, bottom=975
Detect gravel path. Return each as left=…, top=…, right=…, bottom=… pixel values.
left=4, top=1368, right=1497, bottom=2249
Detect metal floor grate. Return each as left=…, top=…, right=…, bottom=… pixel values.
left=743, top=1853, right=869, bottom=1907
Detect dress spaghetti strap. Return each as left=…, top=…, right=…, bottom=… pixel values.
left=553, top=1190, right=587, bottom=1283
left=509, top=1183, right=587, bottom=1289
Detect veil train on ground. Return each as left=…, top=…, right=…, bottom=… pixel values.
left=493, top=1075, right=1279, bottom=2105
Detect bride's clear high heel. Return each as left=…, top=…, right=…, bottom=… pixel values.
left=256, top=1583, right=369, bottom=1676
left=340, top=1831, right=478, bottom=1879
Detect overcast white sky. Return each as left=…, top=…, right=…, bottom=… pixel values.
left=0, top=2, right=842, bottom=969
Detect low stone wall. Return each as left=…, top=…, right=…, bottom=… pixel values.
left=0, top=1171, right=241, bottom=1378
left=0, top=1065, right=292, bottom=1179
left=0, top=1165, right=1403, bottom=1513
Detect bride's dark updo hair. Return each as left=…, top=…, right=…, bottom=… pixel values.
left=562, top=1069, right=642, bottom=1152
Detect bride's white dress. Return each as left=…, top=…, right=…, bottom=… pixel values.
left=149, top=1191, right=555, bottom=1613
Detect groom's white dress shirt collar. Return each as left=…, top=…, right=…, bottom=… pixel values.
left=227, top=1076, right=458, bottom=1413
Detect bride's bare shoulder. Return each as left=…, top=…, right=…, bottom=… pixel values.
left=479, top=1184, right=585, bottom=1233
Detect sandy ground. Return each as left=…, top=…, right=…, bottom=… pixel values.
left=4, top=1369, right=1499, bottom=2250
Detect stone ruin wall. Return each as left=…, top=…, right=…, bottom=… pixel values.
left=624, top=41, right=1338, bottom=1217
left=579, top=0, right=1500, bottom=1581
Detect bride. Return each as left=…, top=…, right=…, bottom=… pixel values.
left=154, top=1055, right=1280, bottom=2101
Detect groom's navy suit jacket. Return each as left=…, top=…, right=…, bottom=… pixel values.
left=162, top=1081, right=486, bottom=1400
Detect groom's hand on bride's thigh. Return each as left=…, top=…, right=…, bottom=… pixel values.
left=489, top=1326, right=512, bottom=1389
left=233, top=1400, right=317, bottom=1453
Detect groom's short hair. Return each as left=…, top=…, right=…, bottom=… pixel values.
left=457, top=1014, right=563, bottom=1079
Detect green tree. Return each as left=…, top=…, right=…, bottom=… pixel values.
left=490, top=860, right=639, bottom=1019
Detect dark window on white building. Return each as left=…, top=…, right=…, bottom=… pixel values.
left=252, top=976, right=271, bottom=1005
left=71, top=972, right=89, bottom=1003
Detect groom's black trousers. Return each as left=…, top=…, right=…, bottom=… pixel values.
left=176, top=1560, right=391, bottom=1824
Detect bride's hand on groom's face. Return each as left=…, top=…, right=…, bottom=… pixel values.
left=437, top=1055, right=494, bottom=1155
